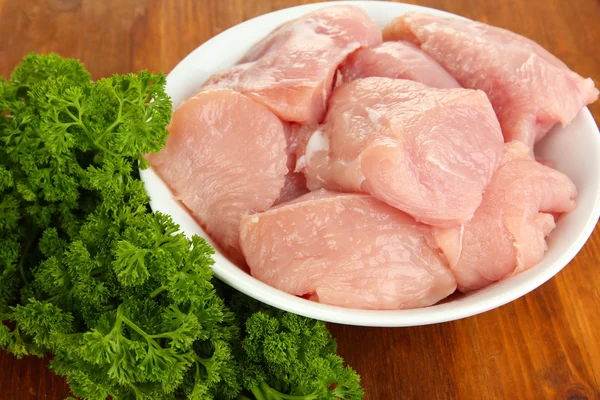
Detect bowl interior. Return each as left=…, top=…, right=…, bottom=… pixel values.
left=140, top=1, right=600, bottom=327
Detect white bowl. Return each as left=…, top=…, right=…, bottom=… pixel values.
left=140, top=1, right=600, bottom=327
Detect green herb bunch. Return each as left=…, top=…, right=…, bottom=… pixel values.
left=0, top=53, right=363, bottom=400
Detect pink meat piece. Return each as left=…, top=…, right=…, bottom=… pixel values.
left=294, top=77, right=504, bottom=227
left=201, top=5, right=382, bottom=124
left=146, top=89, right=288, bottom=263
left=273, top=124, right=309, bottom=206
left=383, top=13, right=599, bottom=149
left=274, top=172, right=309, bottom=206
left=340, top=41, right=460, bottom=88
left=201, top=62, right=251, bottom=91
left=240, top=190, right=457, bottom=310
left=433, top=142, right=577, bottom=292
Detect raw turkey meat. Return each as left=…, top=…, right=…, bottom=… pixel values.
left=433, top=142, right=577, bottom=292
left=340, top=41, right=460, bottom=88
left=201, top=5, right=382, bottom=124
left=273, top=164, right=309, bottom=206
left=383, top=13, right=599, bottom=149
left=273, top=124, right=309, bottom=206
left=239, top=190, right=457, bottom=310
left=146, top=89, right=288, bottom=263
left=294, top=77, right=504, bottom=227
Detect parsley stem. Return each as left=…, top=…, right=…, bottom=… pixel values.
left=100, top=117, right=121, bottom=143
left=18, top=259, right=28, bottom=286
left=96, top=99, right=123, bottom=144
left=250, top=386, right=269, bottom=400
left=119, top=314, right=151, bottom=342
left=260, top=382, right=319, bottom=400
left=66, top=109, right=117, bottom=157
left=17, top=228, right=38, bottom=286
left=90, top=267, right=107, bottom=278
left=149, top=285, right=166, bottom=298
left=63, top=108, right=81, bottom=127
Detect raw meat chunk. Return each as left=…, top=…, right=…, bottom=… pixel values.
left=201, top=5, right=382, bottom=124
left=383, top=13, right=599, bottom=149
left=295, top=77, right=504, bottom=227
left=340, top=41, right=460, bottom=88
left=274, top=171, right=309, bottom=206
left=433, top=142, right=577, bottom=292
left=146, top=89, right=288, bottom=263
left=240, top=190, right=457, bottom=309
left=273, top=124, right=309, bottom=206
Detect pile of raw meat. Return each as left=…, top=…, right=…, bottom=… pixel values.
left=147, top=6, right=598, bottom=310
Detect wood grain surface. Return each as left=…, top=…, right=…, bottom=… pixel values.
left=1, top=0, right=599, bottom=399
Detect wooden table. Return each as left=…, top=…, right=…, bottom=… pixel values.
left=1, top=0, right=599, bottom=399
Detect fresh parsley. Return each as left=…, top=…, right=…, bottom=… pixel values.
left=0, top=53, right=363, bottom=400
